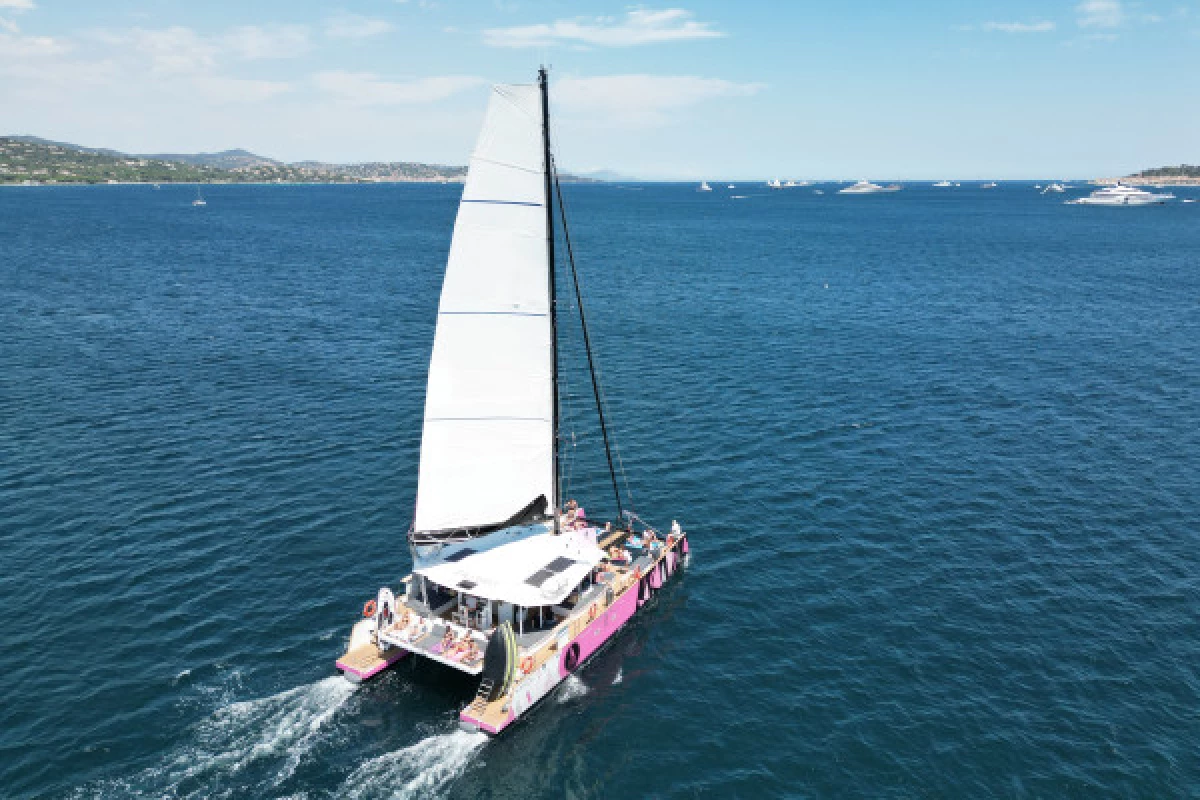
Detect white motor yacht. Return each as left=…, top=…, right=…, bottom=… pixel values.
left=698, top=181, right=712, bottom=192
left=933, top=180, right=952, bottom=188
left=838, top=180, right=898, bottom=194
left=1067, top=183, right=1174, bottom=206
left=1041, top=183, right=1065, bottom=194
left=981, top=181, right=998, bottom=189
left=767, top=179, right=782, bottom=189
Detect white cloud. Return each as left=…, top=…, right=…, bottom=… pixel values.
left=1077, top=0, right=1124, bottom=27
left=0, top=16, right=20, bottom=33
left=324, top=13, right=394, bottom=39
left=982, top=20, right=1056, bottom=33
left=484, top=8, right=723, bottom=48
left=313, top=71, right=484, bottom=105
left=554, top=74, right=763, bottom=127
left=223, top=25, right=310, bottom=59
left=127, top=26, right=218, bottom=74
left=192, top=75, right=294, bottom=104
left=0, top=0, right=35, bottom=11
left=0, top=30, right=69, bottom=56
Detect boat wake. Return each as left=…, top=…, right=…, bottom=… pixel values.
left=73, top=676, right=356, bottom=799
left=338, top=729, right=486, bottom=800
left=556, top=673, right=589, bottom=703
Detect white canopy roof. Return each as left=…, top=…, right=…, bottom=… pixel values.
left=415, top=524, right=604, bottom=607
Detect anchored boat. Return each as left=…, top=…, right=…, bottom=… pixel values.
left=336, top=69, right=690, bottom=735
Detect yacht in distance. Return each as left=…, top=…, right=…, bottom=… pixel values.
left=1067, top=183, right=1174, bottom=206
left=698, top=181, right=713, bottom=192
left=933, top=180, right=952, bottom=187
left=838, top=180, right=899, bottom=194
left=1042, top=183, right=1065, bottom=193
left=981, top=181, right=998, bottom=189
left=192, top=187, right=206, bottom=206
left=767, top=179, right=783, bottom=189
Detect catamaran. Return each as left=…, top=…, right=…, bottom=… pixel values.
left=336, top=69, right=690, bottom=735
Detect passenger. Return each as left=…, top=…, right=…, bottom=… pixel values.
left=441, top=627, right=456, bottom=650
left=466, top=638, right=481, bottom=662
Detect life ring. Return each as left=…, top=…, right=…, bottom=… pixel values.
left=363, top=599, right=377, bottom=618
left=588, top=605, right=597, bottom=622
left=520, top=656, right=534, bottom=674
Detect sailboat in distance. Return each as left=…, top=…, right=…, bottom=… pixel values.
left=192, top=186, right=206, bottom=206
left=336, top=69, right=690, bottom=735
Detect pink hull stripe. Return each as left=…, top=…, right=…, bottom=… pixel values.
left=336, top=648, right=408, bottom=680
left=459, top=712, right=509, bottom=734
left=558, top=573, right=640, bottom=680
left=466, top=536, right=688, bottom=734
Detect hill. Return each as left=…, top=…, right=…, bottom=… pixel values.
left=1, top=137, right=474, bottom=185
left=139, top=149, right=281, bottom=170
left=1, top=135, right=604, bottom=185
left=1121, top=164, right=1200, bottom=186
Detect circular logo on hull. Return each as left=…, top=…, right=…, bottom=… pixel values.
left=563, top=642, right=581, bottom=672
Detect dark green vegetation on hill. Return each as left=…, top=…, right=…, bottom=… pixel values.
left=1131, top=164, right=1200, bottom=178
left=0, top=136, right=469, bottom=185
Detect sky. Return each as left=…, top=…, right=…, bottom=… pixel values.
left=1, top=1, right=1198, bottom=179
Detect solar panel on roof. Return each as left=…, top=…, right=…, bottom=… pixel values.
left=545, top=556, right=575, bottom=573
left=523, top=556, right=579, bottom=588
left=524, top=569, right=554, bottom=587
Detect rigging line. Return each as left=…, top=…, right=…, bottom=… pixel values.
left=548, top=171, right=636, bottom=517
left=552, top=157, right=626, bottom=525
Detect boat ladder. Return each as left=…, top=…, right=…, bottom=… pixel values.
left=466, top=679, right=493, bottom=715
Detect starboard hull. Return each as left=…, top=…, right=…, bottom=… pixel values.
left=458, top=532, right=689, bottom=735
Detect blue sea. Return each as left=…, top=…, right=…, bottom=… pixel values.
left=1, top=182, right=1197, bottom=798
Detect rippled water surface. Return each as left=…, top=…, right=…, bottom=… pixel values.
left=2, top=183, right=1198, bottom=798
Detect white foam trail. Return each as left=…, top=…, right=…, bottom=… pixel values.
left=73, top=676, right=356, bottom=799
left=556, top=673, right=589, bottom=703
left=340, top=730, right=486, bottom=800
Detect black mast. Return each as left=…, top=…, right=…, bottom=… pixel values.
left=552, top=164, right=625, bottom=527
left=539, top=67, right=560, bottom=534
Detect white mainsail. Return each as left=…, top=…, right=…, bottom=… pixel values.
left=414, top=83, right=555, bottom=535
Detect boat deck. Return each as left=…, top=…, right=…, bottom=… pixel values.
left=378, top=616, right=485, bottom=675
left=336, top=642, right=407, bottom=682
